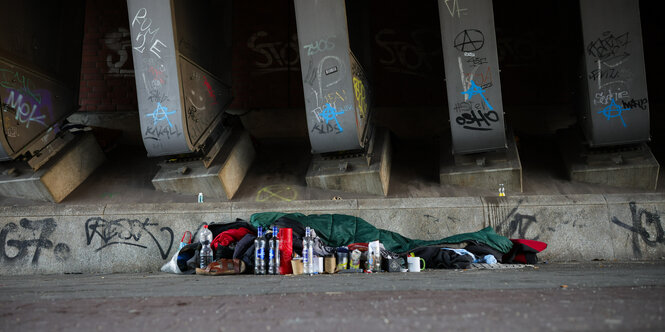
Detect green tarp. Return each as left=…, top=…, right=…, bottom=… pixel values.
left=250, top=212, right=513, bottom=254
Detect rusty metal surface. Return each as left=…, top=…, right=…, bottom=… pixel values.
left=0, top=0, right=83, bottom=162
left=0, top=59, right=76, bottom=159
left=179, top=57, right=231, bottom=152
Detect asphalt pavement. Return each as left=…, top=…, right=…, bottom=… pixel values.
left=1, top=261, right=664, bottom=331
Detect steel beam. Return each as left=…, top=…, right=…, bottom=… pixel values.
left=294, top=0, right=371, bottom=154
left=579, top=0, right=650, bottom=146
left=437, top=0, right=506, bottom=154
left=126, top=0, right=232, bottom=157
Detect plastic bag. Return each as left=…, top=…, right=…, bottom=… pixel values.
left=160, top=249, right=183, bottom=274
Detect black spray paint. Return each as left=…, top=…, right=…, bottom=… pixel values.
left=85, top=217, right=174, bottom=259
left=611, top=202, right=663, bottom=257
left=0, top=218, right=71, bottom=265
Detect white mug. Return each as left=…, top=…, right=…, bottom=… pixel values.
left=407, top=256, right=425, bottom=272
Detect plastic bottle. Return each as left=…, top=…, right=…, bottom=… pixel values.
left=268, top=226, right=280, bottom=275
left=303, top=227, right=314, bottom=275
left=199, top=225, right=213, bottom=269
left=368, top=241, right=381, bottom=272
left=254, top=227, right=266, bottom=275
left=499, top=183, right=506, bottom=197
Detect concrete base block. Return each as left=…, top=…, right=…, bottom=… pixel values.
left=560, top=130, right=660, bottom=190
left=440, top=134, right=522, bottom=193
left=0, top=133, right=106, bottom=203
left=152, top=129, right=255, bottom=200
left=306, top=128, right=391, bottom=196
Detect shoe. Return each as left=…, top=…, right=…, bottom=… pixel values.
left=195, top=258, right=246, bottom=275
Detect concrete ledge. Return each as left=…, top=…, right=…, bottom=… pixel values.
left=1, top=193, right=664, bottom=275
left=0, top=133, right=106, bottom=203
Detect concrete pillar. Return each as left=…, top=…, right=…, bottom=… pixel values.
left=437, top=0, right=506, bottom=154
left=558, top=0, right=658, bottom=190
left=126, top=0, right=233, bottom=157
left=293, top=0, right=372, bottom=154
left=579, top=0, right=650, bottom=146
left=437, top=0, right=521, bottom=192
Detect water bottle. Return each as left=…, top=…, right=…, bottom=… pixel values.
left=199, top=225, right=213, bottom=269
left=303, top=227, right=314, bottom=275
left=268, top=226, right=280, bottom=275
left=499, top=183, right=506, bottom=197
left=254, top=227, right=266, bottom=275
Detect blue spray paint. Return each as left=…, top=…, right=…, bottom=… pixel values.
left=598, top=98, right=630, bottom=127
left=461, top=80, right=493, bottom=110
left=320, top=103, right=345, bottom=132
left=146, top=102, right=176, bottom=127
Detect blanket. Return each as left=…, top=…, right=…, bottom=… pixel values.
left=250, top=212, right=513, bottom=254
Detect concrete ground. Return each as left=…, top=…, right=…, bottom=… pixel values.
left=1, top=261, right=663, bottom=331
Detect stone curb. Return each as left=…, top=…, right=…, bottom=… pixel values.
left=1, top=193, right=663, bottom=275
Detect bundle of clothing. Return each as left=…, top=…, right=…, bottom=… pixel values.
left=163, top=212, right=546, bottom=274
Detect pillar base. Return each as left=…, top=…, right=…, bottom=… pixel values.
left=559, top=129, right=659, bottom=190
left=151, top=129, right=255, bottom=200
left=306, top=128, right=391, bottom=196
left=440, top=133, right=522, bottom=192
left=0, top=133, right=106, bottom=203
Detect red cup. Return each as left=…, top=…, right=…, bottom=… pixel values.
left=278, top=228, right=293, bottom=275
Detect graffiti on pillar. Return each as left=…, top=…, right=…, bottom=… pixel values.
left=247, top=31, right=300, bottom=76
left=610, top=202, right=663, bottom=258
left=442, top=0, right=468, bottom=18
left=105, top=27, right=134, bottom=77
left=131, top=8, right=167, bottom=58
left=0, top=69, right=42, bottom=104
left=597, top=98, right=631, bottom=127
left=304, top=36, right=336, bottom=56
left=621, top=98, right=648, bottom=110
left=129, top=6, right=187, bottom=150
left=0, top=218, right=71, bottom=265
left=586, top=31, right=647, bottom=127
left=0, top=69, right=56, bottom=133
left=351, top=59, right=368, bottom=121
left=448, top=22, right=503, bottom=134
left=146, top=102, right=176, bottom=127
left=587, top=31, right=630, bottom=66
left=1, top=88, right=52, bottom=129
left=352, top=77, right=367, bottom=120
left=85, top=217, right=174, bottom=260
left=453, top=101, right=499, bottom=131
left=303, top=53, right=350, bottom=136
left=454, top=29, right=484, bottom=53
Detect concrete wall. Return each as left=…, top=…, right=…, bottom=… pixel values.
left=1, top=193, right=663, bottom=275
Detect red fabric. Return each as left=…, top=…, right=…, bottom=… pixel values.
left=211, top=228, right=252, bottom=250
left=278, top=228, right=293, bottom=275
left=510, top=239, right=547, bottom=252
left=347, top=243, right=369, bottom=252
